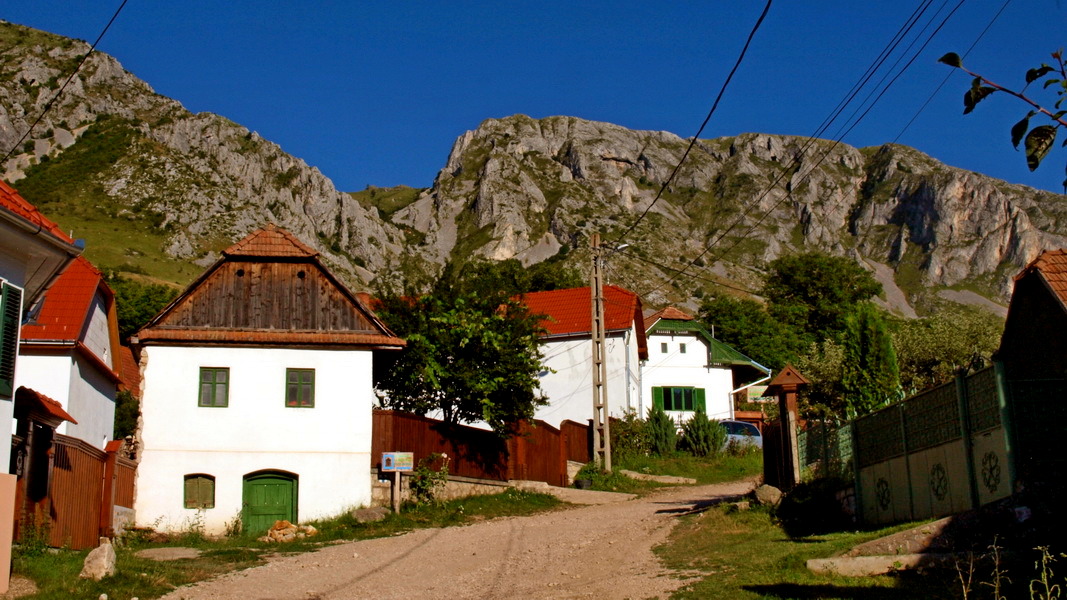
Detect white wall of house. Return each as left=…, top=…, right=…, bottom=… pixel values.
left=82, top=293, right=111, bottom=364
left=642, top=330, right=735, bottom=424
left=534, top=328, right=643, bottom=427
left=17, top=352, right=116, bottom=447
left=135, top=345, right=376, bottom=535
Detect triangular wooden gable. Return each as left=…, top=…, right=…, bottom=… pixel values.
left=137, top=226, right=403, bottom=348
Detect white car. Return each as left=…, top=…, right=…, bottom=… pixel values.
left=720, top=419, right=763, bottom=449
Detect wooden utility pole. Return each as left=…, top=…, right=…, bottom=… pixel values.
left=590, top=234, right=611, bottom=471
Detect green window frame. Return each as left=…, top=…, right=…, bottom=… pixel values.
left=652, top=386, right=706, bottom=413
left=286, top=368, right=315, bottom=408
left=198, top=367, right=229, bottom=407
left=0, top=282, right=24, bottom=399
left=184, top=474, right=215, bottom=509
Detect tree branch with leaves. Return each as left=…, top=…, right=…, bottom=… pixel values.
left=939, top=49, right=1067, bottom=190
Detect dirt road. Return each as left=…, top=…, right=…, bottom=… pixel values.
left=160, top=478, right=756, bottom=600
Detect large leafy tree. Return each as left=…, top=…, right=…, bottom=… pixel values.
left=761, top=252, right=883, bottom=343
left=892, top=305, right=1003, bottom=394
left=698, top=295, right=806, bottom=371
left=108, top=275, right=178, bottom=342
left=373, top=261, right=550, bottom=435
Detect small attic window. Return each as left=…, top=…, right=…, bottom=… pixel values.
left=235, top=269, right=245, bottom=277
left=297, top=270, right=306, bottom=279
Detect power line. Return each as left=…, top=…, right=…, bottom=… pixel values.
left=608, top=0, right=773, bottom=248
left=1, top=0, right=130, bottom=166
left=642, top=0, right=966, bottom=299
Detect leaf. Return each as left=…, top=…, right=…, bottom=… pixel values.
left=1024, top=125, right=1057, bottom=171
left=1044, top=78, right=1062, bottom=89
left=1026, top=65, right=1054, bottom=83
left=964, top=81, right=997, bottom=114
left=938, top=52, right=963, bottom=67
left=1011, top=112, right=1034, bottom=149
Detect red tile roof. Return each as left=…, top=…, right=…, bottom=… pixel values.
left=520, top=285, right=644, bottom=336
left=136, top=328, right=405, bottom=347
left=1019, top=249, right=1067, bottom=308
left=15, top=386, right=78, bottom=424
left=223, top=224, right=318, bottom=258
left=0, top=180, right=74, bottom=244
left=21, top=256, right=104, bottom=342
left=645, top=306, right=694, bottom=329
left=117, top=345, right=141, bottom=398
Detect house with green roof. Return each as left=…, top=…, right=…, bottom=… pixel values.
left=642, top=307, right=770, bottom=423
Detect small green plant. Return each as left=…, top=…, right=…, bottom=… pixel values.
left=1031, top=546, right=1063, bottom=600
left=679, top=410, right=725, bottom=457
left=408, top=452, right=450, bottom=504
left=610, top=409, right=650, bottom=459
left=13, top=518, right=52, bottom=559
left=646, top=404, right=677, bottom=456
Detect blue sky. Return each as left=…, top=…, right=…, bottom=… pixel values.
left=4, top=2, right=1067, bottom=194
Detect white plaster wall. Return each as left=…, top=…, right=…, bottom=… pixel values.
left=15, top=352, right=115, bottom=446
left=642, top=331, right=735, bottom=423
left=135, top=345, right=375, bottom=534
left=534, top=328, right=641, bottom=427
left=16, top=353, right=74, bottom=434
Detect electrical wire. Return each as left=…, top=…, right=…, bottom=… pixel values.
left=1, top=0, right=130, bottom=166
left=608, top=0, right=773, bottom=248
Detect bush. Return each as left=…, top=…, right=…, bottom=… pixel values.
left=774, top=477, right=853, bottom=538
left=408, top=453, right=449, bottom=504
left=610, top=410, right=650, bottom=459
left=647, top=404, right=677, bottom=456
left=679, top=410, right=726, bottom=457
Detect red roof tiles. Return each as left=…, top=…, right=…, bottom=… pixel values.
left=645, top=306, right=694, bottom=329
left=520, top=285, right=644, bottom=336
left=0, top=180, right=74, bottom=244
left=223, top=224, right=318, bottom=258
left=117, top=345, right=141, bottom=398
left=137, top=328, right=405, bottom=347
left=15, top=386, right=78, bottom=424
left=1020, top=249, right=1067, bottom=308
left=21, top=256, right=105, bottom=342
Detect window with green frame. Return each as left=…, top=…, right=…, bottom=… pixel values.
left=184, top=474, right=215, bottom=509
left=198, top=367, right=229, bottom=407
left=0, top=282, right=24, bottom=399
left=286, top=368, right=315, bottom=407
left=652, top=386, right=706, bottom=412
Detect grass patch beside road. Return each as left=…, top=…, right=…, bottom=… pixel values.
left=578, top=451, right=763, bottom=495
left=657, top=505, right=960, bottom=599
left=13, top=488, right=561, bottom=600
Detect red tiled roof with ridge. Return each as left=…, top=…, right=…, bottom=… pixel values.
left=0, top=180, right=74, bottom=244
left=1019, top=249, right=1067, bottom=308
left=21, top=256, right=104, bottom=342
left=223, top=224, right=318, bottom=258
left=519, top=285, right=644, bottom=336
left=15, top=386, right=78, bottom=424
left=645, top=306, right=694, bottom=329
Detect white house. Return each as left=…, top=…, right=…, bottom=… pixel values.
left=0, top=180, right=81, bottom=592
left=642, top=307, right=770, bottom=424
left=18, top=256, right=122, bottom=448
left=520, top=285, right=647, bottom=427
left=132, top=225, right=404, bottom=536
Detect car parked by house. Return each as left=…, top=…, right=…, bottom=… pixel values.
left=720, top=419, right=762, bottom=449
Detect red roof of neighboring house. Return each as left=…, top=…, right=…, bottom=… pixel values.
left=117, top=345, right=141, bottom=398
left=15, top=386, right=78, bottom=424
left=21, top=256, right=106, bottom=342
left=644, top=306, right=694, bottom=328
left=223, top=223, right=318, bottom=258
left=0, top=180, right=74, bottom=244
left=519, top=286, right=647, bottom=358
left=1018, top=249, right=1067, bottom=308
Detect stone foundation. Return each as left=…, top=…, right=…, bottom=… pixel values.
left=370, top=470, right=511, bottom=507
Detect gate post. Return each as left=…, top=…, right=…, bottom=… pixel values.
left=955, top=372, right=980, bottom=510
left=763, top=366, right=810, bottom=491
left=100, top=440, right=122, bottom=538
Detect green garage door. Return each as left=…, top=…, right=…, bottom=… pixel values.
left=243, top=471, right=297, bottom=535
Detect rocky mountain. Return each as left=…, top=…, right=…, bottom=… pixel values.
left=3, top=21, right=1066, bottom=315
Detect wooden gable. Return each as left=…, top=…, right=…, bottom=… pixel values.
left=137, top=225, right=403, bottom=349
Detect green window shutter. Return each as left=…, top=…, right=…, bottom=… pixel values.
left=199, top=368, right=229, bottom=407
left=652, top=387, right=664, bottom=411
left=184, top=474, right=215, bottom=509
left=694, top=388, right=706, bottom=413
left=184, top=476, right=198, bottom=508
left=0, top=283, right=23, bottom=398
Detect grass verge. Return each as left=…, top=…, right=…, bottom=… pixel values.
left=577, top=450, right=763, bottom=495
left=656, top=505, right=961, bottom=599
left=13, top=488, right=562, bottom=600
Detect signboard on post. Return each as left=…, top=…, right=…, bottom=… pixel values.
left=381, top=452, right=414, bottom=514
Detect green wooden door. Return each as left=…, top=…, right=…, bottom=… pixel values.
left=242, top=472, right=297, bottom=535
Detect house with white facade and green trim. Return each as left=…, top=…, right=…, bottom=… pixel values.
left=642, top=307, right=770, bottom=424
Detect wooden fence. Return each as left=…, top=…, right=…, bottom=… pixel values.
left=371, top=411, right=591, bottom=487
left=15, top=435, right=135, bottom=550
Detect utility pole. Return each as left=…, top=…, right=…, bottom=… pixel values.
left=590, top=233, right=612, bottom=471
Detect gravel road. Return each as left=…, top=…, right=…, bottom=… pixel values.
left=160, top=478, right=756, bottom=600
